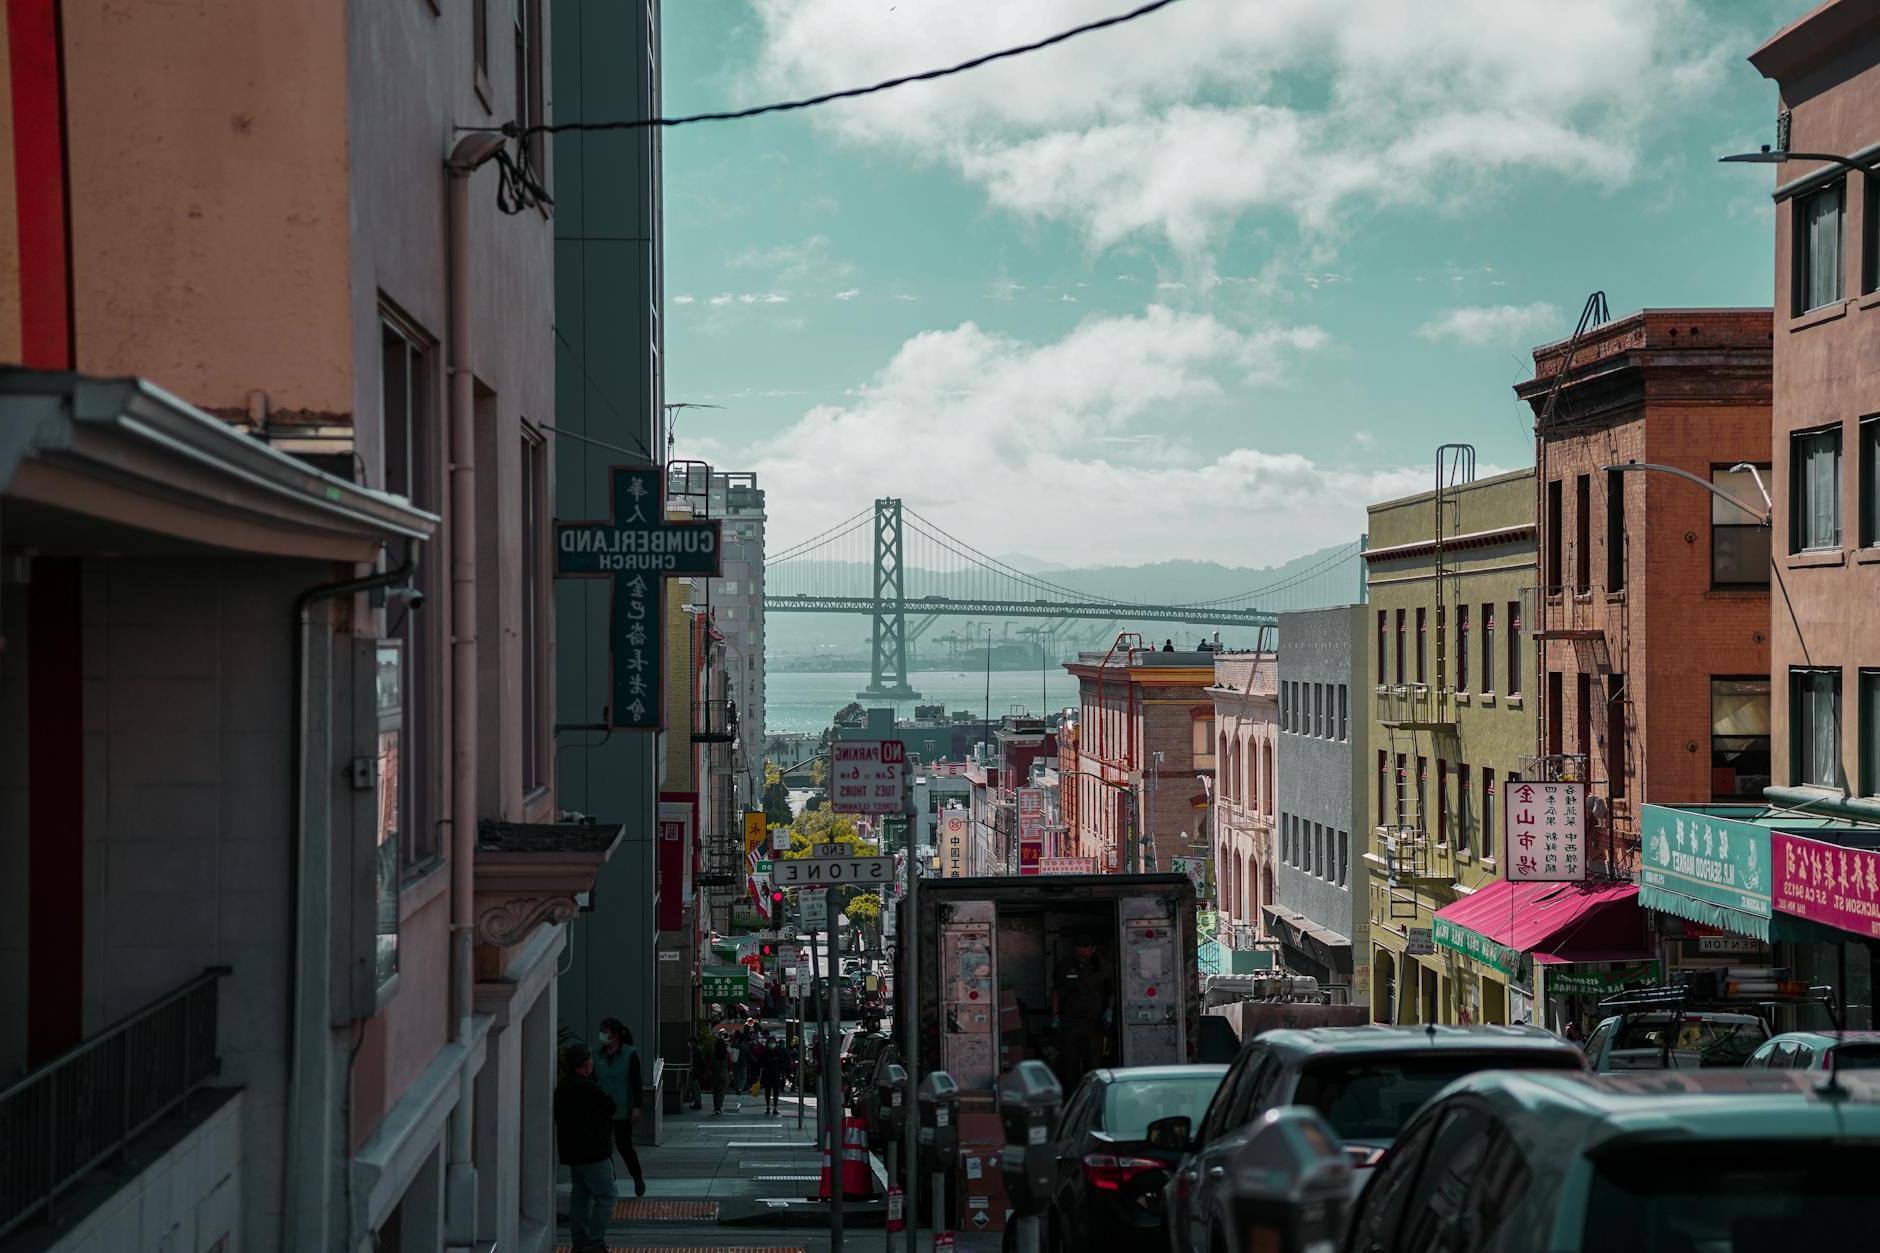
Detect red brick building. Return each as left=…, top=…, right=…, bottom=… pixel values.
left=1514, top=308, right=1773, bottom=870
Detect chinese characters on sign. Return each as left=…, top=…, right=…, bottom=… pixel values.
left=1037, top=856, right=1097, bottom=875
left=1772, top=832, right=1880, bottom=938
left=554, top=466, right=723, bottom=729
left=1171, top=856, right=1210, bottom=899
left=831, top=740, right=907, bottom=815
left=1016, top=787, right=1046, bottom=875
left=941, top=811, right=968, bottom=878
left=1504, top=780, right=1586, bottom=882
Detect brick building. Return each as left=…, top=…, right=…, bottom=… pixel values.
left=1513, top=309, right=1774, bottom=871
left=1062, top=642, right=1216, bottom=872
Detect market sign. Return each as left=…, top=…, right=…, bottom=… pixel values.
left=832, top=740, right=907, bottom=815
left=701, top=966, right=753, bottom=1004
left=555, top=466, right=722, bottom=729
left=1638, top=805, right=1773, bottom=939
left=1430, top=917, right=1520, bottom=976
left=1018, top=830, right=1043, bottom=875
left=1541, top=960, right=1660, bottom=996
left=1505, top=780, right=1586, bottom=882
left=1772, top=831, right=1880, bottom=939
left=1017, top=788, right=1046, bottom=821
left=941, top=811, right=968, bottom=878
left=1038, top=856, right=1097, bottom=875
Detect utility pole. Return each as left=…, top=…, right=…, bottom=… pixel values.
left=901, top=789, right=921, bottom=1253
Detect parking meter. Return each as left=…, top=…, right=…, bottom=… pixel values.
left=996, top=1060, right=1063, bottom=1215
left=877, top=1061, right=911, bottom=1143
left=1228, top=1107, right=1353, bottom=1253
left=917, top=1070, right=961, bottom=1170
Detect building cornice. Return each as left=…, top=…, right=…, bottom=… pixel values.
left=1362, top=523, right=1536, bottom=564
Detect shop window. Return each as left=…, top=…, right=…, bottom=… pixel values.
left=1791, top=667, right=1842, bottom=790
left=1711, top=677, right=1770, bottom=800
left=1791, top=426, right=1843, bottom=553
left=1794, top=180, right=1845, bottom=315
left=1713, top=464, right=1771, bottom=585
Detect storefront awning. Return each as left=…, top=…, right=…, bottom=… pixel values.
left=1636, top=804, right=1843, bottom=943
left=1432, top=879, right=1649, bottom=977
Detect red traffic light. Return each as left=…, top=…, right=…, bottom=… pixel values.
left=771, top=889, right=784, bottom=903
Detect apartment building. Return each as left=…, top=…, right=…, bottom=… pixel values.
left=1207, top=653, right=1278, bottom=939
left=2, top=3, right=608, bottom=1250
left=1274, top=608, right=1369, bottom=1005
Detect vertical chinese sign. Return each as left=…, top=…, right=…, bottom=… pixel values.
left=744, top=810, right=771, bottom=921
left=1017, top=787, right=1045, bottom=875
left=554, top=465, right=723, bottom=729
left=941, top=810, right=968, bottom=877
left=1504, top=780, right=1586, bottom=881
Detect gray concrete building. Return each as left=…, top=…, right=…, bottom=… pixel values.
left=1274, top=606, right=1370, bottom=1007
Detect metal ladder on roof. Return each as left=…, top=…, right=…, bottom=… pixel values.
left=1385, top=733, right=1424, bottom=920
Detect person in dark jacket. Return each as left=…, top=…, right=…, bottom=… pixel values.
left=710, top=1032, right=733, bottom=1114
left=555, top=1043, right=616, bottom=1253
left=593, top=1018, right=646, bottom=1197
left=761, top=1033, right=790, bottom=1114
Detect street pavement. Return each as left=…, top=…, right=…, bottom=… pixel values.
left=555, top=1090, right=1000, bottom=1253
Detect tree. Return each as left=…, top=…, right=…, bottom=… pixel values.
left=781, top=809, right=881, bottom=925
left=833, top=701, right=865, bottom=729
left=810, top=755, right=827, bottom=788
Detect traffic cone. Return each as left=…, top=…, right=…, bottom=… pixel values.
left=841, top=1116, right=875, bottom=1199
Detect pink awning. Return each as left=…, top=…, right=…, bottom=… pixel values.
left=1432, top=878, right=1650, bottom=964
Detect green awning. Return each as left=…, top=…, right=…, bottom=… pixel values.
left=1637, top=804, right=1867, bottom=943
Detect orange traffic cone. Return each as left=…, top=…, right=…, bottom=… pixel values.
left=817, top=1117, right=877, bottom=1200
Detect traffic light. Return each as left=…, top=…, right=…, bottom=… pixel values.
left=761, top=943, right=773, bottom=957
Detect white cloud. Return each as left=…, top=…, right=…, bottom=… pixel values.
left=1418, top=302, right=1560, bottom=346
left=748, top=0, right=1728, bottom=253
left=747, top=307, right=1417, bottom=566
left=673, top=294, right=696, bottom=305
left=834, top=288, right=862, bottom=300
left=730, top=234, right=854, bottom=283
left=737, top=292, right=791, bottom=305
left=708, top=294, right=734, bottom=306
left=890, top=293, right=917, bottom=302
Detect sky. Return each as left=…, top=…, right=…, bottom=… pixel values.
left=661, top=0, right=1794, bottom=570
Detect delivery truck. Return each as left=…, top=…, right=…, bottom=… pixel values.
left=898, top=872, right=1199, bottom=1096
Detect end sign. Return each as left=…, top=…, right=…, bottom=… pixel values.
left=831, top=740, right=907, bottom=816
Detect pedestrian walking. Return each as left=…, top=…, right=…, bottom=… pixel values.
left=593, top=1017, right=647, bottom=1197
left=555, top=1043, right=616, bottom=1253
left=710, top=1032, right=732, bottom=1115
left=761, top=1034, right=789, bottom=1114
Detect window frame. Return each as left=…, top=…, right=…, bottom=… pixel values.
left=1481, top=602, right=1495, bottom=693
left=1574, top=472, right=1592, bottom=594
left=1456, top=603, right=1470, bottom=691
left=1506, top=600, right=1523, bottom=696
left=473, top=0, right=493, bottom=107
left=1791, top=666, right=1844, bottom=790
left=1861, top=669, right=1880, bottom=798
left=1794, top=179, right=1847, bottom=316
left=1457, top=763, right=1472, bottom=856
left=1791, top=423, right=1845, bottom=554
left=1608, top=674, right=1628, bottom=799
left=1712, top=462, right=1773, bottom=586
left=520, top=425, right=549, bottom=796
left=1860, top=415, right=1880, bottom=550
left=1710, top=675, right=1770, bottom=802
left=1482, top=768, right=1496, bottom=861
left=1606, top=467, right=1627, bottom=592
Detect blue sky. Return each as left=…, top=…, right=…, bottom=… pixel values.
left=661, top=0, right=1794, bottom=568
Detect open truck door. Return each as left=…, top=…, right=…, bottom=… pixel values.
left=939, top=900, right=998, bottom=1091
left=1120, top=895, right=1185, bottom=1065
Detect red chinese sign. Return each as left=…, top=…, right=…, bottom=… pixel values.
left=1773, top=832, right=1880, bottom=938
left=1504, top=780, right=1585, bottom=882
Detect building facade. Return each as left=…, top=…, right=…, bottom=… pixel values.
left=1274, top=608, right=1369, bottom=1004
left=1208, top=653, right=1278, bottom=943
left=1514, top=309, right=1773, bottom=873
left=1363, top=468, right=1539, bottom=1026
left=1062, top=644, right=1216, bottom=873
left=3, top=2, right=609, bottom=1250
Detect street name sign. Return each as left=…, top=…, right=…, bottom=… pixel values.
left=832, top=740, right=907, bottom=815
left=554, top=465, right=722, bottom=729
left=812, top=843, right=852, bottom=858
left=774, top=855, right=896, bottom=886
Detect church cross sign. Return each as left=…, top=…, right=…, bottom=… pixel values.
left=556, top=465, right=722, bottom=729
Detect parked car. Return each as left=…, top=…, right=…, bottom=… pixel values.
left=851, top=1037, right=904, bottom=1150
left=1338, top=1069, right=1880, bottom=1251
left=1582, top=1009, right=1769, bottom=1071
left=1745, top=1029, right=1880, bottom=1071
left=1002, top=1066, right=1225, bottom=1253
left=1162, top=1025, right=1586, bottom=1253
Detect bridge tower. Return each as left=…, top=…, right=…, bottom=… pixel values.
left=859, top=497, right=921, bottom=700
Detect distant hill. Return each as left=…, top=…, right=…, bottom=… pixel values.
left=765, top=541, right=1364, bottom=660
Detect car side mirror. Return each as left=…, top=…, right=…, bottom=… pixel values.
left=1147, top=1114, right=1194, bottom=1153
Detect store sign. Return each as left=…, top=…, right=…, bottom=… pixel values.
left=1639, top=807, right=1771, bottom=923
left=701, top=966, right=752, bottom=1003
left=1038, top=855, right=1097, bottom=875
left=1405, top=927, right=1437, bottom=956
left=1505, top=781, right=1586, bottom=881
left=1542, top=960, right=1660, bottom=996
left=1172, top=856, right=1211, bottom=898
left=1018, top=832, right=1043, bottom=875
left=1772, top=831, right=1880, bottom=939
left=833, top=740, right=908, bottom=815
left=1430, top=918, right=1520, bottom=976
left=941, top=811, right=969, bottom=877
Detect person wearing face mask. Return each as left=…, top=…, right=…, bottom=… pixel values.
left=593, top=1017, right=647, bottom=1197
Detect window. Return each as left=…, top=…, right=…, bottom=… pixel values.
left=473, top=0, right=491, bottom=93
left=1436, top=760, right=1449, bottom=845
left=1457, top=603, right=1470, bottom=690
left=1869, top=176, right=1880, bottom=295
left=1577, top=672, right=1593, bottom=766
left=1547, top=671, right=1564, bottom=755
left=1415, top=607, right=1427, bottom=684
left=1546, top=479, right=1564, bottom=589
left=1575, top=473, right=1592, bottom=593
left=1711, top=677, right=1769, bottom=800
left=1507, top=601, right=1523, bottom=695
left=1482, top=768, right=1496, bottom=861
left=374, top=640, right=404, bottom=989
left=1377, top=610, right=1388, bottom=684
left=1338, top=685, right=1348, bottom=742
left=1377, top=751, right=1388, bottom=827
left=1607, top=468, right=1627, bottom=592
left=1279, top=682, right=1289, bottom=731
left=1862, top=671, right=1880, bottom=796
left=1862, top=417, right=1880, bottom=548
left=1713, top=464, right=1772, bottom=584
left=516, top=0, right=545, bottom=175
left=1792, top=426, right=1844, bottom=552
left=1608, top=675, right=1628, bottom=799
left=1457, top=765, right=1472, bottom=856
left=1395, top=609, right=1406, bottom=687
left=1795, top=181, right=1845, bottom=315
left=1394, top=1105, right=1496, bottom=1251
left=1337, top=831, right=1348, bottom=887
left=1792, top=667, right=1843, bottom=789
left=521, top=429, right=547, bottom=794
left=1481, top=602, right=1495, bottom=692
left=380, top=315, right=438, bottom=873
left=1314, top=683, right=1325, bottom=737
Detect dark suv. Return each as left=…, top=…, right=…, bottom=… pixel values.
left=1162, top=1025, right=1586, bottom=1253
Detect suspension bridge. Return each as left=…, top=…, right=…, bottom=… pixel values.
left=766, top=499, right=1366, bottom=697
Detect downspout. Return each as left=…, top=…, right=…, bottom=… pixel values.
left=285, top=543, right=420, bottom=1253
left=443, top=131, right=504, bottom=1242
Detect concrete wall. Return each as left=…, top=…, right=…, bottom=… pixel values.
left=47, top=1091, right=244, bottom=1253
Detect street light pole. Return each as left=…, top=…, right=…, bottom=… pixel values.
left=1604, top=461, right=1772, bottom=524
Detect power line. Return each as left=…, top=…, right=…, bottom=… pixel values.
left=551, top=325, right=656, bottom=459
left=487, top=0, right=1187, bottom=137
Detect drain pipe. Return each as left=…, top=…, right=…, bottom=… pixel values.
left=284, top=543, right=419, bottom=1253
left=443, top=131, right=505, bottom=1245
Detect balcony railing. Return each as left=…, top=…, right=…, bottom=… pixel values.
left=692, top=700, right=737, bottom=744
left=1374, top=684, right=1455, bottom=729
left=0, top=966, right=230, bottom=1239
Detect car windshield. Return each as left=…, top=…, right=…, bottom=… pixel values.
left=1614, top=1018, right=1767, bottom=1066
left=1584, top=1142, right=1879, bottom=1250
left=1101, top=1076, right=1223, bottom=1140
left=1293, top=1052, right=1581, bottom=1142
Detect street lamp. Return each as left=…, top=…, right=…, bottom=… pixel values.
left=1604, top=461, right=1772, bottom=525
left=1720, top=145, right=1877, bottom=180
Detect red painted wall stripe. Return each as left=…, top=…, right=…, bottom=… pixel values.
left=7, top=0, right=73, bottom=368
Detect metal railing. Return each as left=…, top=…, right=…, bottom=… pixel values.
left=691, top=700, right=738, bottom=743
left=1375, top=683, right=1455, bottom=728
left=0, top=966, right=230, bottom=1238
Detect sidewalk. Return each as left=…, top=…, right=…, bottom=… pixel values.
left=555, top=1091, right=1001, bottom=1253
